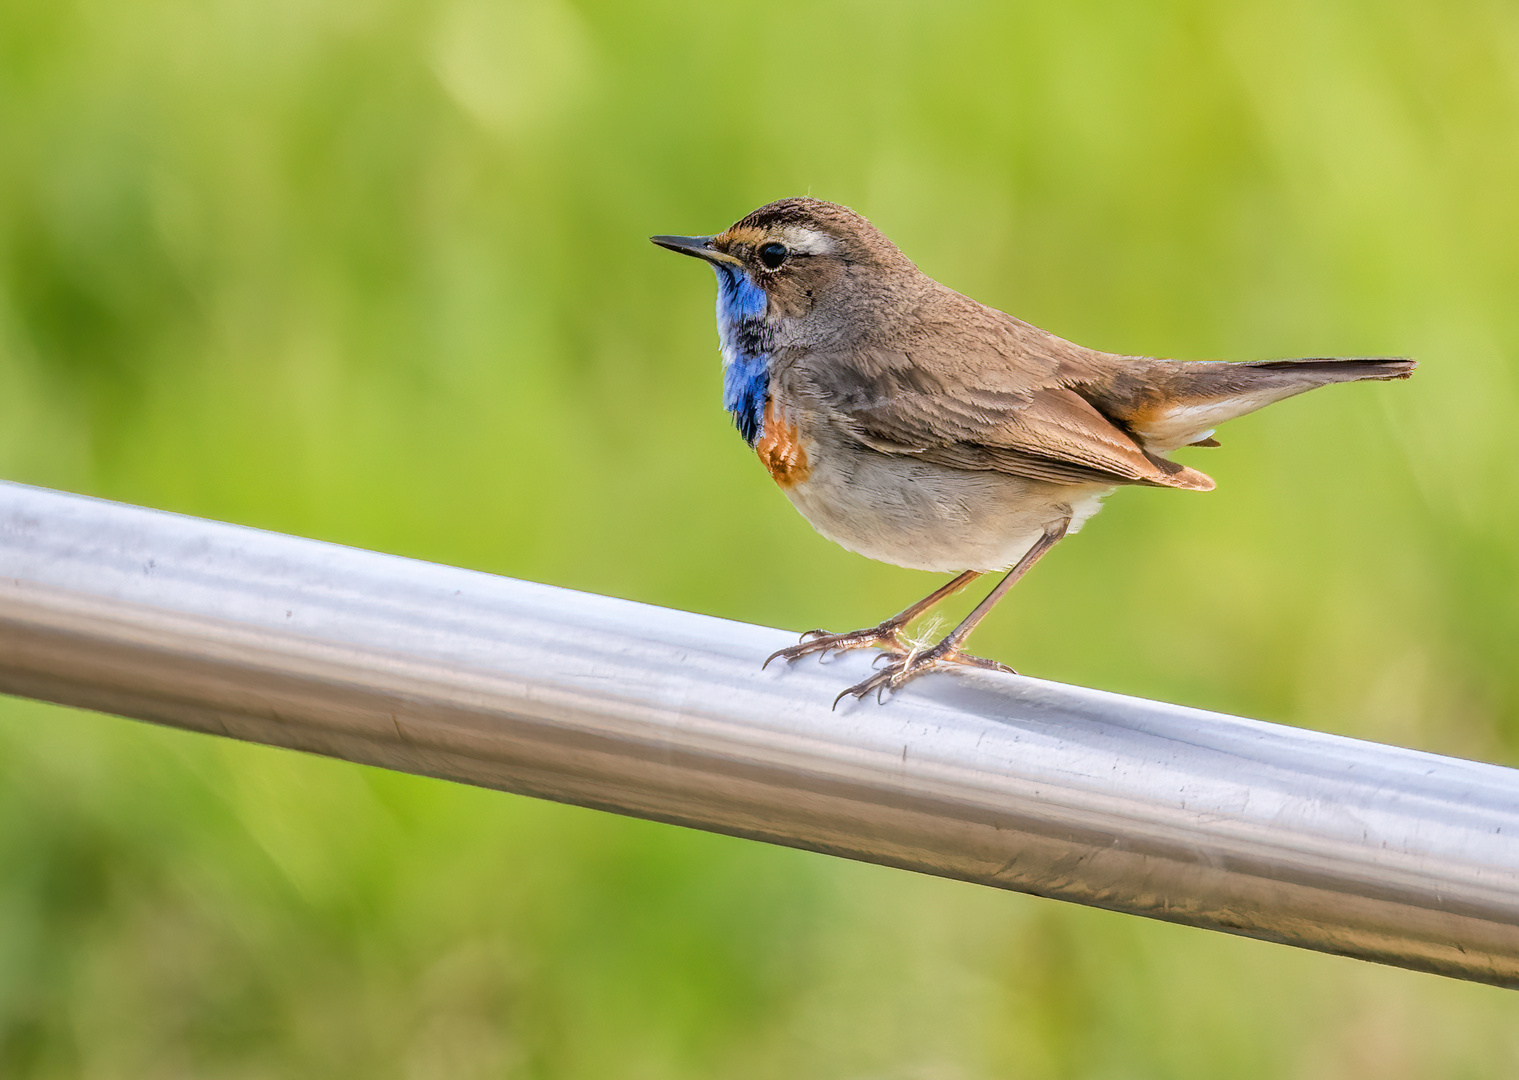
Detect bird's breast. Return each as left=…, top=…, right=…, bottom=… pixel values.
left=769, top=412, right=1110, bottom=573
left=755, top=402, right=811, bottom=489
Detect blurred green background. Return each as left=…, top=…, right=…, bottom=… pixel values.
left=3, top=0, right=1519, bottom=1074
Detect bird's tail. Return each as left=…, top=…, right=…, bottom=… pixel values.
left=1216, top=356, right=1417, bottom=384
left=1121, top=356, right=1415, bottom=453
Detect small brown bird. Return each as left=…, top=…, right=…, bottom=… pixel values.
left=653, top=198, right=1414, bottom=704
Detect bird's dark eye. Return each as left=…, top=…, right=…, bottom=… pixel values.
left=759, top=242, right=789, bottom=270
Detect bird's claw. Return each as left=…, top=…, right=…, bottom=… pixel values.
left=943, top=653, right=1016, bottom=675
left=766, top=625, right=1015, bottom=705
left=762, top=624, right=910, bottom=670
left=831, top=645, right=1016, bottom=708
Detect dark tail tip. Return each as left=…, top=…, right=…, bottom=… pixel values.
left=1242, top=356, right=1417, bottom=381
left=1369, top=358, right=1418, bottom=380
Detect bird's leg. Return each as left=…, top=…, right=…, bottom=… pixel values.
left=837, top=521, right=1069, bottom=706
left=763, top=570, right=983, bottom=670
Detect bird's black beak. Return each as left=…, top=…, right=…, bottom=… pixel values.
left=650, top=234, right=741, bottom=267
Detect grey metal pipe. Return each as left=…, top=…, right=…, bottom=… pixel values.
left=0, top=479, right=1515, bottom=987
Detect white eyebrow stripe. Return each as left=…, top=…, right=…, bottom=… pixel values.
left=777, top=227, right=837, bottom=255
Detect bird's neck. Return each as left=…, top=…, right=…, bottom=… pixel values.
left=713, top=265, right=772, bottom=446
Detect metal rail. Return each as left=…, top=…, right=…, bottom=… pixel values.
left=0, top=479, right=1515, bottom=987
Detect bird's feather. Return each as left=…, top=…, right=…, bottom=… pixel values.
left=783, top=294, right=1215, bottom=491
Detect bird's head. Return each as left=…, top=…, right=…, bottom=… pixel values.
left=651, top=198, right=919, bottom=341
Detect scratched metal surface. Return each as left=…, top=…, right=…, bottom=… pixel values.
left=1, top=479, right=1516, bottom=987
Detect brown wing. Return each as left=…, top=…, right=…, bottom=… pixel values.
left=783, top=296, right=1215, bottom=492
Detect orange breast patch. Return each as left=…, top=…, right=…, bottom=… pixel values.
left=756, top=403, right=811, bottom=488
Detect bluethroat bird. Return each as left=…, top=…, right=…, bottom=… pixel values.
left=652, top=198, right=1414, bottom=705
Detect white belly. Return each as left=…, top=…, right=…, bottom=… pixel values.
left=781, top=430, right=1112, bottom=573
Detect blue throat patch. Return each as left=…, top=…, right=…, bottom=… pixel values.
left=712, top=264, right=771, bottom=446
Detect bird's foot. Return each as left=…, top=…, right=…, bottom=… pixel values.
left=762, top=623, right=912, bottom=670
left=833, top=642, right=1015, bottom=708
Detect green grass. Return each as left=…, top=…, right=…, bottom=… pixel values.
left=2, top=0, right=1518, bottom=1074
